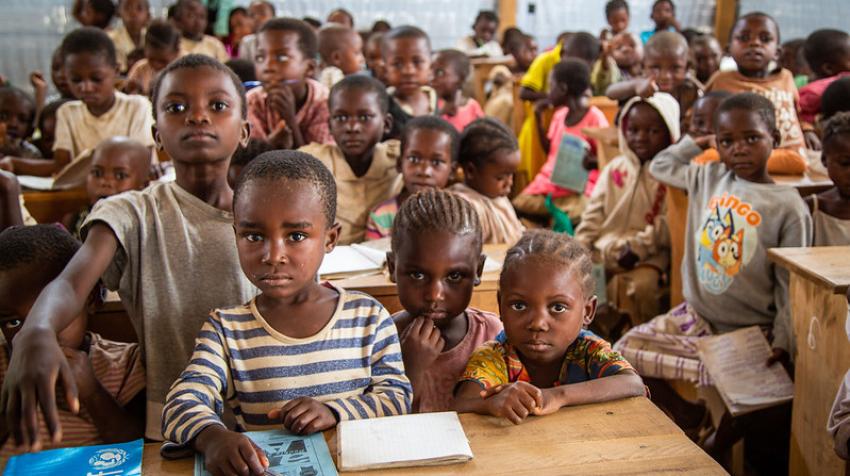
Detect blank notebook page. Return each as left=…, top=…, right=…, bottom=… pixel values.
left=337, top=412, right=473, bottom=470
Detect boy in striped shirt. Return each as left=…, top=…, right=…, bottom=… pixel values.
left=161, top=151, right=412, bottom=475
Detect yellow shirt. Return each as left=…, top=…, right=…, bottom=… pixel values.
left=299, top=141, right=402, bottom=244
left=518, top=44, right=563, bottom=182
left=180, top=35, right=229, bottom=63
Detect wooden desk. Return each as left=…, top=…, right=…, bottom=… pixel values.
left=773, top=171, right=833, bottom=196
left=331, top=244, right=508, bottom=315
left=21, top=187, right=88, bottom=224
left=140, top=397, right=725, bottom=475
left=590, top=96, right=620, bottom=126
left=769, top=246, right=850, bottom=476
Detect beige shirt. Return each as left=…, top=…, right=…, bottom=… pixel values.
left=300, top=141, right=401, bottom=244
left=108, top=23, right=144, bottom=72
left=181, top=35, right=229, bottom=63
left=448, top=182, right=525, bottom=245
left=82, top=181, right=257, bottom=440
left=812, top=195, right=850, bottom=246
left=53, top=91, right=155, bottom=159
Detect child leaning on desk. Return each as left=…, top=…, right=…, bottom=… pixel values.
left=453, top=230, right=645, bottom=424
left=161, top=151, right=412, bottom=475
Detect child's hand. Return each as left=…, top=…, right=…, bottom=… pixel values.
left=480, top=381, right=543, bottom=425
left=267, top=120, right=294, bottom=150
left=531, top=388, right=563, bottom=416
left=533, top=98, right=552, bottom=118
left=693, top=134, right=716, bottom=150
left=582, top=151, right=598, bottom=171
left=766, top=348, right=792, bottom=374
left=0, top=157, right=14, bottom=173
left=617, top=247, right=640, bottom=270
left=61, top=347, right=98, bottom=401
left=195, top=425, right=269, bottom=476
left=266, top=84, right=297, bottom=123
left=400, top=317, right=445, bottom=380
left=268, top=397, right=338, bottom=435
left=29, top=72, right=47, bottom=95
left=804, top=130, right=822, bottom=151
left=636, top=77, right=658, bottom=98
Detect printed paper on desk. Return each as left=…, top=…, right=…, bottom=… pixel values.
left=338, top=411, right=473, bottom=471
left=3, top=438, right=143, bottom=475
left=318, top=244, right=386, bottom=279
left=697, top=326, right=794, bottom=416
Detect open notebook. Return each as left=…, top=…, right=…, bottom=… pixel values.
left=337, top=412, right=473, bottom=471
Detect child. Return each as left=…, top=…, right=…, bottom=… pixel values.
left=62, top=137, right=151, bottom=239
left=706, top=12, right=813, bottom=163
left=607, top=31, right=701, bottom=123
left=365, top=116, right=458, bottom=240
left=389, top=189, right=502, bottom=412
left=450, top=118, right=524, bottom=245
left=0, top=86, right=40, bottom=159
left=806, top=112, right=850, bottom=245
left=227, top=138, right=275, bottom=189
left=799, top=29, right=850, bottom=125
left=514, top=59, right=610, bottom=223
left=33, top=99, right=71, bottom=159
left=505, top=33, right=538, bottom=74
left=616, top=92, right=811, bottom=390
left=237, top=0, right=276, bottom=63
left=592, top=31, right=644, bottom=96
left=126, top=19, right=182, bottom=96
left=49, top=47, right=74, bottom=101
left=432, top=49, right=484, bottom=132
left=0, top=225, right=146, bottom=456
left=248, top=18, right=332, bottom=148
left=317, top=24, right=366, bottom=90
left=0, top=55, right=258, bottom=446
left=383, top=26, right=437, bottom=116
left=108, top=0, right=150, bottom=73
left=456, top=10, right=503, bottom=58
left=73, top=0, right=116, bottom=30
left=326, top=8, right=354, bottom=29
left=364, top=32, right=387, bottom=83
left=640, top=0, right=680, bottom=44
left=690, top=34, right=722, bottom=85
left=483, top=65, right=515, bottom=128
left=3, top=28, right=155, bottom=177
left=224, top=7, right=253, bottom=58
left=299, top=75, right=397, bottom=244
left=161, top=151, right=411, bottom=470
left=576, top=93, right=679, bottom=325
left=823, top=77, right=850, bottom=121
left=781, top=38, right=812, bottom=88
left=602, top=0, right=631, bottom=40
left=173, top=0, right=229, bottom=63
left=453, top=229, right=644, bottom=423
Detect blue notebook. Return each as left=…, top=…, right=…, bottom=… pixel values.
left=194, top=430, right=337, bottom=476
left=3, top=438, right=142, bottom=475
left=550, top=133, right=590, bottom=194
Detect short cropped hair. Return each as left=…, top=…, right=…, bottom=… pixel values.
left=0, top=86, right=36, bottom=116
left=318, top=24, right=357, bottom=63
left=474, top=10, right=499, bottom=25
left=715, top=92, right=777, bottom=134
left=234, top=150, right=337, bottom=226
left=150, top=54, right=246, bottom=120
left=733, top=12, right=780, bottom=43
left=230, top=138, right=275, bottom=169
left=822, top=111, right=850, bottom=148
left=391, top=188, right=482, bottom=254
left=552, top=59, right=591, bottom=97
left=435, top=49, right=471, bottom=81
left=645, top=31, right=688, bottom=58
left=38, top=98, right=72, bottom=132
left=563, top=32, right=601, bottom=65
left=401, top=116, right=460, bottom=164
left=0, top=225, right=80, bottom=288
left=822, top=77, right=850, bottom=121
left=329, top=74, right=390, bottom=114
left=653, top=0, right=675, bottom=13
left=501, top=229, right=596, bottom=298
left=61, top=27, right=118, bottom=67
left=606, top=0, right=629, bottom=17
left=145, top=19, right=181, bottom=51
left=804, top=29, right=850, bottom=78
left=260, top=18, right=319, bottom=59
left=458, top=117, right=518, bottom=169
left=383, top=25, right=431, bottom=52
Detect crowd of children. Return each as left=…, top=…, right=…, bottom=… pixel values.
left=1, top=1, right=850, bottom=474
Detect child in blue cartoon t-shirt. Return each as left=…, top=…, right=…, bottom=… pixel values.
left=614, top=92, right=811, bottom=386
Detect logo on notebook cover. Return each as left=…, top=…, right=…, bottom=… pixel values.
left=89, top=447, right=129, bottom=469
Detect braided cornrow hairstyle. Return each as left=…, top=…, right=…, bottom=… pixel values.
left=458, top=117, right=518, bottom=169
left=501, top=229, right=596, bottom=298
left=390, top=189, right=482, bottom=254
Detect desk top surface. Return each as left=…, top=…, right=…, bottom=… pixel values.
left=141, top=397, right=724, bottom=475
left=769, top=246, right=850, bottom=294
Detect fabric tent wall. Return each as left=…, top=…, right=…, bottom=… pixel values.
left=738, top=0, right=850, bottom=41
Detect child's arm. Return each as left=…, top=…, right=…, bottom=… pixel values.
left=533, top=370, right=645, bottom=415
left=1, top=223, right=119, bottom=450
left=453, top=380, right=542, bottom=424
left=30, top=72, right=47, bottom=119
left=0, top=170, right=24, bottom=229
left=266, top=85, right=306, bottom=148
left=61, top=347, right=144, bottom=443
left=519, top=86, right=547, bottom=102
left=534, top=101, right=553, bottom=153
left=605, top=77, right=656, bottom=101
left=398, top=316, right=445, bottom=411
left=648, top=135, right=704, bottom=189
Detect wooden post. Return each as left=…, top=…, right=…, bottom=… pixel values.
left=498, top=0, right=517, bottom=34
left=714, top=0, right=738, bottom=49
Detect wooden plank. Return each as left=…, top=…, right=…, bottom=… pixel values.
left=773, top=170, right=833, bottom=196
left=714, top=0, right=739, bottom=49
left=141, top=397, right=725, bottom=475
left=21, top=188, right=88, bottom=224
left=787, top=274, right=850, bottom=476
left=497, top=0, right=517, bottom=34
left=768, top=247, right=850, bottom=294
left=590, top=96, right=619, bottom=126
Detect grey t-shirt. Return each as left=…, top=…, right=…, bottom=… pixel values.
left=83, top=181, right=257, bottom=439
left=649, top=136, right=812, bottom=351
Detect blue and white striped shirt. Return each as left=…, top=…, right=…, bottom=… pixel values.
left=161, top=286, right=411, bottom=447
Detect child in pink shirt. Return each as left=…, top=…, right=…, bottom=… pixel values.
left=432, top=49, right=484, bottom=132
left=513, top=59, right=609, bottom=222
